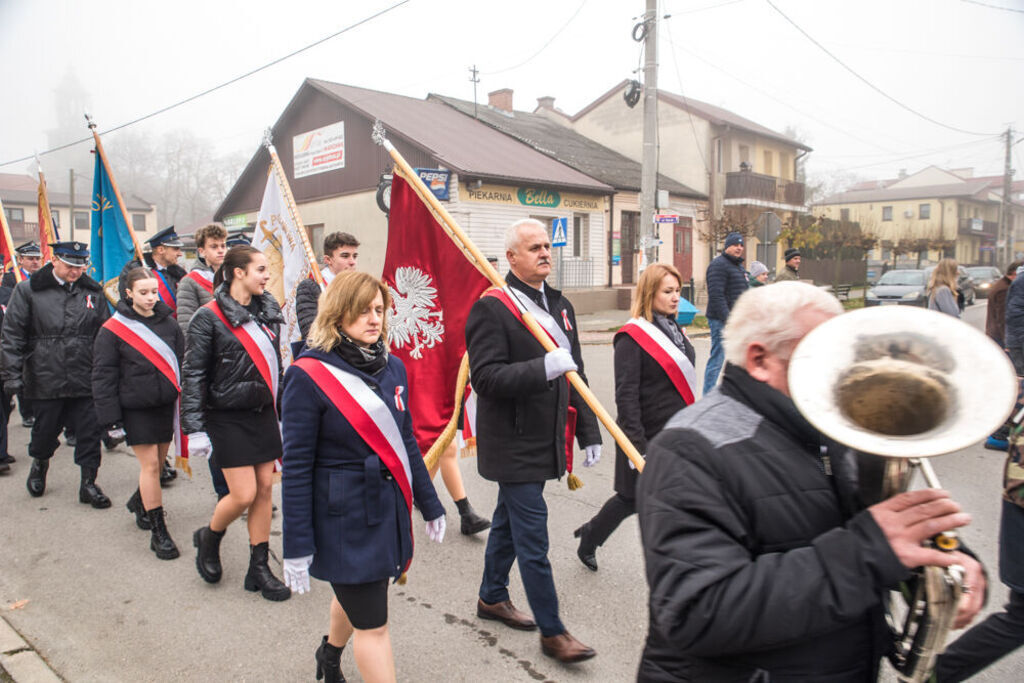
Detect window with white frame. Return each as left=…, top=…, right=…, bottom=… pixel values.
left=572, top=214, right=590, bottom=258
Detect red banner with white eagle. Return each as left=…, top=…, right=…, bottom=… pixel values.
left=382, top=175, right=490, bottom=454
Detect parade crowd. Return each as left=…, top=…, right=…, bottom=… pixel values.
left=0, top=219, right=1022, bottom=683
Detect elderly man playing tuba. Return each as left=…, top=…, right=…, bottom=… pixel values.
left=636, top=281, right=986, bottom=682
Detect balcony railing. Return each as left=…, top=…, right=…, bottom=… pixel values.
left=724, top=171, right=805, bottom=207
left=7, top=221, right=39, bottom=242
left=958, top=218, right=997, bottom=236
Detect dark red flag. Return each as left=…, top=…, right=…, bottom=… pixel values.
left=382, top=175, right=490, bottom=454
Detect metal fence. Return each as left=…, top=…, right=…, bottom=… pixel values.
left=553, top=258, right=595, bottom=290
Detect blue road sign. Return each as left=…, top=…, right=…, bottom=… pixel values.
left=552, top=217, right=568, bottom=247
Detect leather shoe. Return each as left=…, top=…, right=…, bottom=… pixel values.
left=1, top=453, right=16, bottom=464
left=574, top=525, right=598, bottom=571
left=79, top=478, right=112, bottom=509
left=0, top=460, right=9, bottom=475
left=477, top=599, right=537, bottom=631
left=159, top=461, right=177, bottom=487
left=26, top=458, right=49, bottom=497
left=540, top=631, right=596, bottom=663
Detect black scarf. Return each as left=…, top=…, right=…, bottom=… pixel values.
left=333, top=334, right=388, bottom=376
left=653, top=313, right=687, bottom=353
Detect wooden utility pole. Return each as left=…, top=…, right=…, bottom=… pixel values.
left=999, top=127, right=1014, bottom=267
left=639, top=0, right=659, bottom=273
left=69, top=169, right=75, bottom=243
left=469, top=65, right=480, bottom=118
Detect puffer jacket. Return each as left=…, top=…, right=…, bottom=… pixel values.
left=704, top=251, right=748, bottom=321
left=176, top=265, right=215, bottom=334
left=636, top=364, right=908, bottom=682
left=181, top=285, right=283, bottom=434
left=295, top=276, right=323, bottom=340
left=1004, top=275, right=1024, bottom=348
left=92, top=300, right=184, bottom=428
left=0, top=263, right=109, bottom=399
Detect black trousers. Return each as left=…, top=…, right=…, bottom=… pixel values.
left=586, top=492, right=636, bottom=547
left=0, top=393, right=11, bottom=459
left=935, top=590, right=1024, bottom=682
left=29, top=397, right=102, bottom=471
left=16, top=393, right=33, bottom=421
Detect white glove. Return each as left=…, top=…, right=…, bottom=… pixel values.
left=628, top=453, right=646, bottom=471
left=283, top=555, right=313, bottom=594
left=543, top=348, right=578, bottom=381
left=188, top=432, right=212, bottom=461
left=583, top=444, right=601, bottom=468
left=107, top=427, right=126, bottom=441
left=425, top=516, right=446, bottom=543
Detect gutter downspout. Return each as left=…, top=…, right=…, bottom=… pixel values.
left=607, top=194, right=615, bottom=287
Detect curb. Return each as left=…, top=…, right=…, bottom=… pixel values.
left=0, top=617, right=61, bottom=683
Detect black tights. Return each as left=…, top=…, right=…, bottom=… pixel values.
left=584, top=493, right=636, bottom=548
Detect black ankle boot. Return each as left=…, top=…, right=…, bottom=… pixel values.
left=455, top=497, right=491, bottom=535
left=79, top=470, right=112, bottom=509
left=314, top=635, right=346, bottom=682
left=244, top=542, right=291, bottom=601
left=126, top=489, right=152, bottom=530
left=574, top=524, right=598, bottom=572
left=193, top=526, right=225, bottom=583
left=26, top=458, right=49, bottom=497
left=159, top=460, right=177, bottom=487
left=147, top=507, right=179, bottom=560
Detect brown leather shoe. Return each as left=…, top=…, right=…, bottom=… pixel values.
left=476, top=598, right=537, bottom=631
left=541, top=631, right=596, bottom=663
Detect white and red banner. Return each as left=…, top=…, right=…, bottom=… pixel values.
left=618, top=317, right=697, bottom=405
left=382, top=175, right=489, bottom=455
left=185, top=269, right=214, bottom=294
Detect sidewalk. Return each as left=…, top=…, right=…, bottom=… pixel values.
left=575, top=308, right=710, bottom=344
left=0, top=617, right=60, bottom=683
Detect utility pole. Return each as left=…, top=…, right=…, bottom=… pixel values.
left=469, top=65, right=480, bottom=118
left=639, top=0, right=658, bottom=272
left=999, top=127, right=1013, bottom=267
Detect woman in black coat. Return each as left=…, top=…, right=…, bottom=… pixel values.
left=92, top=267, right=184, bottom=559
left=281, top=271, right=445, bottom=683
left=182, top=246, right=290, bottom=601
left=575, top=263, right=696, bottom=570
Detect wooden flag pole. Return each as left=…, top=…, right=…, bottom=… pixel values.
left=371, top=121, right=644, bottom=473
left=35, top=155, right=58, bottom=257
left=86, top=116, right=144, bottom=262
left=0, top=197, right=23, bottom=283
left=263, top=130, right=325, bottom=287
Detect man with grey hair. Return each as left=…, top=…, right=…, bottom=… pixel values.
left=465, top=218, right=602, bottom=663
left=635, top=282, right=984, bottom=681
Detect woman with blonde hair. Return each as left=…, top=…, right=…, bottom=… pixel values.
left=280, top=270, right=445, bottom=683
left=574, top=263, right=697, bottom=570
left=928, top=257, right=961, bottom=318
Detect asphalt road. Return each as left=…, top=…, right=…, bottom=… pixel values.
left=0, top=299, right=1021, bottom=682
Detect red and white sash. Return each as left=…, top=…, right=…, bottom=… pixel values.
left=618, top=317, right=697, bottom=405
left=153, top=269, right=177, bottom=312
left=185, top=269, right=214, bottom=295
left=203, top=300, right=280, bottom=402
left=101, top=312, right=188, bottom=465
left=293, top=356, right=415, bottom=571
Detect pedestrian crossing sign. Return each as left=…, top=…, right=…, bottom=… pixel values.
left=552, top=217, right=568, bottom=247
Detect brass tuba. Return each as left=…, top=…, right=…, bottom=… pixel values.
left=788, top=306, right=1018, bottom=683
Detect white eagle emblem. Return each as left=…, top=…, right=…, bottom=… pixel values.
left=388, top=267, right=444, bottom=359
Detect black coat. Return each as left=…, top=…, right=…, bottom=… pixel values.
left=118, top=254, right=186, bottom=304
left=0, top=263, right=110, bottom=400
left=295, top=276, right=322, bottom=340
left=465, top=273, right=600, bottom=483
left=636, top=364, right=907, bottom=682
left=612, top=319, right=695, bottom=499
left=181, top=285, right=283, bottom=434
left=91, top=300, right=184, bottom=428
left=704, top=251, right=748, bottom=321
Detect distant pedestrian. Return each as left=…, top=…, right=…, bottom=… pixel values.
left=774, top=247, right=801, bottom=282
left=702, top=232, right=748, bottom=394
left=748, top=261, right=769, bottom=287
left=986, top=260, right=1022, bottom=348
left=928, top=258, right=961, bottom=318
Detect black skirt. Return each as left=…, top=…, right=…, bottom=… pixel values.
left=207, top=406, right=281, bottom=469
left=123, top=404, right=176, bottom=446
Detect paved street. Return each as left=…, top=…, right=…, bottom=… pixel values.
left=1, top=299, right=1023, bottom=681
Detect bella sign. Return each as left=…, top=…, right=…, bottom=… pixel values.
left=517, top=188, right=560, bottom=208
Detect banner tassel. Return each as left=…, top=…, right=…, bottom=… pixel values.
left=422, top=353, right=471, bottom=471
left=567, top=472, right=583, bottom=491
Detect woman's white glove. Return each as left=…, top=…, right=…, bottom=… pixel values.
left=543, top=348, right=578, bottom=381
left=283, top=555, right=313, bottom=594
left=187, top=432, right=212, bottom=461
left=425, top=516, right=446, bottom=543
left=583, top=444, right=602, bottom=467
left=628, top=453, right=646, bottom=471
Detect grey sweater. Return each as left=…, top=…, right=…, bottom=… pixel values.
left=928, top=285, right=960, bottom=318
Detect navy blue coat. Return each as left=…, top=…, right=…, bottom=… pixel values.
left=280, top=346, right=445, bottom=584
left=705, top=252, right=749, bottom=321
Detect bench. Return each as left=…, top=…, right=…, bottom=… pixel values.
left=832, top=284, right=852, bottom=300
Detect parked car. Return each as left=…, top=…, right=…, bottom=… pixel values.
left=966, top=266, right=1003, bottom=299
left=923, top=265, right=976, bottom=308
left=865, top=269, right=929, bottom=307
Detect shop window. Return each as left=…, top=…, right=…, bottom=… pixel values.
left=919, top=204, right=931, bottom=220
left=572, top=214, right=589, bottom=258
left=882, top=206, right=893, bottom=221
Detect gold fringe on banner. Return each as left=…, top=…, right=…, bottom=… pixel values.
left=422, top=353, right=471, bottom=472
left=175, top=456, right=193, bottom=479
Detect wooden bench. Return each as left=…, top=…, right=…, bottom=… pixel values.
left=832, top=284, right=852, bottom=300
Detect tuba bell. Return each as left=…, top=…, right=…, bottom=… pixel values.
left=788, top=305, right=1018, bottom=683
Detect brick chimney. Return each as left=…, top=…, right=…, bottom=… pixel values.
left=536, top=96, right=555, bottom=110
left=488, top=88, right=513, bottom=112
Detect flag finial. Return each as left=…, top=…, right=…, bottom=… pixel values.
left=84, top=113, right=96, bottom=131
left=262, top=127, right=273, bottom=149
left=371, top=120, right=388, bottom=148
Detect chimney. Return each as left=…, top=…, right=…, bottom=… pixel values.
left=488, top=88, right=513, bottom=112
left=898, top=168, right=908, bottom=179
left=536, top=96, right=555, bottom=110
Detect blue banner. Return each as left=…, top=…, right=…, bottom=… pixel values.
left=89, top=152, right=136, bottom=305
left=415, top=168, right=451, bottom=201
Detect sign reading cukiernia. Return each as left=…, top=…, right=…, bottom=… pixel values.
left=293, top=121, right=345, bottom=179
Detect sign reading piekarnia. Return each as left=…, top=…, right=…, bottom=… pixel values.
left=292, top=121, right=345, bottom=179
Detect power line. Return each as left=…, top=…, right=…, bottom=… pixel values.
left=764, top=0, right=999, bottom=137
left=484, top=0, right=589, bottom=76
left=961, top=0, right=1024, bottom=14
left=814, top=136, right=1000, bottom=161
left=674, top=0, right=747, bottom=14
left=819, top=136, right=1000, bottom=173
left=0, top=1, right=409, bottom=169
left=663, top=19, right=710, bottom=174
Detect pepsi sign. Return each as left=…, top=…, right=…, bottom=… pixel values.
left=415, top=168, right=451, bottom=201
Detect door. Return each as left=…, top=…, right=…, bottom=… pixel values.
left=621, top=211, right=639, bottom=284
left=673, top=217, right=693, bottom=282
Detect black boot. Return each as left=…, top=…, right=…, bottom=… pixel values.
left=159, top=459, right=177, bottom=487
left=126, top=489, right=152, bottom=530
left=574, top=524, right=598, bottom=572
left=26, top=458, right=49, bottom=497
left=147, top=507, right=179, bottom=560
left=0, top=460, right=9, bottom=475
left=455, top=497, right=491, bottom=536
left=314, top=635, right=346, bottom=682
left=193, top=526, right=225, bottom=583
left=79, top=469, right=112, bottom=509
left=243, top=542, right=291, bottom=601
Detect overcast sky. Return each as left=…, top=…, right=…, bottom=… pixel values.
left=1, top=0, right=1021, bottom=185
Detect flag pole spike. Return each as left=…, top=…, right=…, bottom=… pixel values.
left=85, top=115, right=144, bottom=261
left=264, top=145, right=325, bottom=287
left=261, top=127, right=274, bottom=151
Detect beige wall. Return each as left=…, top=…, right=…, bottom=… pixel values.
left=2, top=198, right=157, bottom=245
left=815, top=198, right=957, bottom=244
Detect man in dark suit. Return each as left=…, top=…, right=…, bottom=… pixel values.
left=465, top=218, right=601, bottom=664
